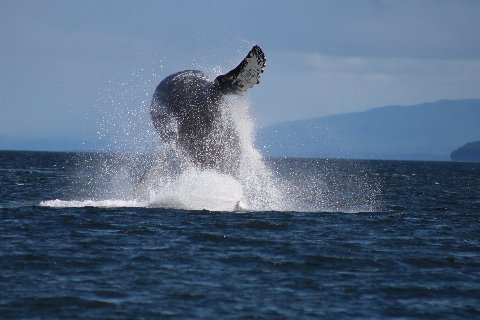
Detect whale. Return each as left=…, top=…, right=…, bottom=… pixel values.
left=150, top=45, right=266, bottom=176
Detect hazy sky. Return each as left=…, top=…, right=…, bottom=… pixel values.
left=1, top=0, right=480, bottom=150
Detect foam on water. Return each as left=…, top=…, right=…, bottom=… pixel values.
left=146, top=168, right=245, bottom=211
left=39, top=169, right=243, bottom=211
left=39, top=199, right=145, bottom=208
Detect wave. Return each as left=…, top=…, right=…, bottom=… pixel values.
left=40, top=168, right=247, bottom=211
left=38, top=199, right=145, bottom=208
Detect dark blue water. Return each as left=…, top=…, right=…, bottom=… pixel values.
left=1, top=151, right=479, bottom=319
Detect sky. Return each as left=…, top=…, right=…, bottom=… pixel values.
left=1, top=0, right=480, bottom=151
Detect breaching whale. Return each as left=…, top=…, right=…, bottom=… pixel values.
left=150, top=45, right=266, bottom=175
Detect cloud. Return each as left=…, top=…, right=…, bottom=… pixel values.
left=307, top=54, right=480, bottom=78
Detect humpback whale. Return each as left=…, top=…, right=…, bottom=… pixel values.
left=150, top=45, right=266, bottom=175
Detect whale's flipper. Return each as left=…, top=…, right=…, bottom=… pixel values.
left=215, top=45, right=266, bottom=95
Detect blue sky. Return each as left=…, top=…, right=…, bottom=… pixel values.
left=1, top=0, right=480, bottom=150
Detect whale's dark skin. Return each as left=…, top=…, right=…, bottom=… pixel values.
left=150, top=46, right=266, bottom=175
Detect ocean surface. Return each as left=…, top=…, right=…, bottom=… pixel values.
left=1, top=150, right=479, bottom=319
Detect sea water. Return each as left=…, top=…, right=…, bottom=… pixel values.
left=1, top=150, right=479, bottom=319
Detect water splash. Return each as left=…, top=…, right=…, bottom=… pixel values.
left=58, top=65, right=287, bottom=212
left=134, top=93, right=287, bottom=212
left=41, top=63, right=381, bottom=213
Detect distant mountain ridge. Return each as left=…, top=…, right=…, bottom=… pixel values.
left=451, top=141, right=480, bottom=162
left=256, top=99, right=480, bottom=160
